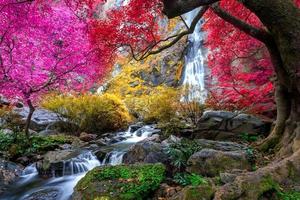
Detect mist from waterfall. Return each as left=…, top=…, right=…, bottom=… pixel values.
left=181, top=9, right=207, bottom=103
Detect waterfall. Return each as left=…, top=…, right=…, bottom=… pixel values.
left=181, top=9, right=207, bottom=103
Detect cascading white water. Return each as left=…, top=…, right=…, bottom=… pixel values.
left=0, top=151, right=100, bottom=200
left=102, top=124, right=159, bottom=166
left=181, top=9, right=207, bottom=103
left=0, top=124, right=158, bottom=200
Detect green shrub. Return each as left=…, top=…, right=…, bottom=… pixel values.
left=240, top=132, right=259, bottom=142
left=0, top=130, right=74, bottom=158
left=165, top=139, right=201, bottom=170
left=76, top=164, right=166, bottom=200
left=277, top=191, right=300, bottom=200
left=42, top=93, right=132, bottom=133
left=174, top=173, right=207, bottom=186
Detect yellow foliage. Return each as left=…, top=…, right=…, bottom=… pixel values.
left=42, top=94, right=132, bottom=133
left=142, top=87, right=180, bottom=123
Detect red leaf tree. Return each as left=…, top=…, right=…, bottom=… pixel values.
left=0, top=0, right=105, bottom=136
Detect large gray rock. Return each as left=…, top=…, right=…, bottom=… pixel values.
left=36, top=150, right=81, bottom=177
left=196, top=110, right=271, bottom=138
left=187, top=148, right=251, bottom=177
left=13, top=107, right=65, bottom=131
left=123, top=140, right=169, bottom=164
left=0, top=159, right=22, bottom=194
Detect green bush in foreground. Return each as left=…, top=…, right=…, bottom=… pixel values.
left=76, top=164, right=166, bottom=200
left=0, top=130, right=74, bottom=158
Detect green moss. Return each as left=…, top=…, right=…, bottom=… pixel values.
left=75, top=164, right=166, bottom=200
left=183, top=185, right=215, bottom=200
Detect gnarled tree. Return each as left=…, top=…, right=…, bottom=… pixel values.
left=162, top=0, right=300, bottom=199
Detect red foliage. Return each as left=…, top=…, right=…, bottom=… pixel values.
left=88, top=0, right=162, bottom=61
left=203, top=0, right=275, bottom=113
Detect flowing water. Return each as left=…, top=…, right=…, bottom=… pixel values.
left=0, top=124, right=158, bottom=200
left=181, top=9, right=207, bottom=103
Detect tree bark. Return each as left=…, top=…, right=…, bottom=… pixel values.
left=24, top=99, right=35, bottom=138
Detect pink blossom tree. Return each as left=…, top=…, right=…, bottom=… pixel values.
left=0, top=0, right=105, bottom=136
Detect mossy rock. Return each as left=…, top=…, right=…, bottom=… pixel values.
left=171, top=185, right=215, bottom=200
left=73, top=163, right=166, bottom=200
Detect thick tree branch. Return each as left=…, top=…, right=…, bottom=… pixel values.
left=210, top=3, right=273, bottom=44
left=163, top=0, right=219, bottom=18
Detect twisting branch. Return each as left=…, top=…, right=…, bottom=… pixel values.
left=163, top=0, right=219, bottom=18
left=131, top=6, right=208, bottom=61
left=210, top=3, right=273, bottom=44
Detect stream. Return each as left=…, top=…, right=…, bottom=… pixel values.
left=0, top=124, right=159, bottom=200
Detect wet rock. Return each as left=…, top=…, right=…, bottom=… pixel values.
left=0, top=159, right=22, bottom=194
left=23, top=188, right=61, bottom=200
left=94, top=150, right=107, bottom=162
left=123, top=140, right=169, bottom=164
left=128, top=122, right=144, bottom=132
left=187, top=148, right=251, bottom=177
left=79, top=132, right=97, bottom=142
left=36, top=150, right=81, bottom=177
left=94, top=138, right=108, bottom=146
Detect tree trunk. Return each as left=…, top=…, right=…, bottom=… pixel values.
left=163, top=0, right=300, bottom=156
left=24, top=99, right=35, bottom=138
left=241, top=0, right=300, bottom=155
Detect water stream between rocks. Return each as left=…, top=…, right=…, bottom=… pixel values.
left=0, top=124, right=159, bottom=200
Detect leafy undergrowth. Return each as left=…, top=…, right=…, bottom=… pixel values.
left=165, top=139, right=202, bottom=170
left=0, top=130, right=74, bottom=159
left=277, top=191, right=300, bottom=200
left=174, top=172, right=208, bottom=186
left=76, top=164, right=165, bottom=200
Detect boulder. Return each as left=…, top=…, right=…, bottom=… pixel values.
left=79, top=132, right=97, bottom=142
left=13, top=107, right=65, bottom=131
left=73, top=163, right=165, bottom=200
left=0, top=159, right=22, bottom=194
left=187, top=148, right=251, bottom=177
left=196, top=110, right=271, bottom=138
left=123, top=140, right=169, bottom=164
left=36, top=150, right=81, bottom=177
